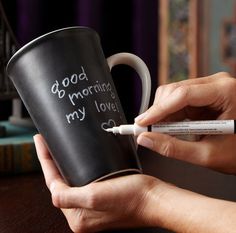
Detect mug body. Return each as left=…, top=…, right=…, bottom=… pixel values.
left=7, top=27, right=141, bottom=186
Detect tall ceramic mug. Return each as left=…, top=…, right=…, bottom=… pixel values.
left=7, top=26, right=151, bottom=186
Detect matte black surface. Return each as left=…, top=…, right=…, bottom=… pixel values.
left=7, top=27, right=141, bottom=186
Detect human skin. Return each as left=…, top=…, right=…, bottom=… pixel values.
left=34, top=73, right=236, bottom=232
left=34, top=134, right=236, bottom=233
left=136, top=73, right=236, bottom=174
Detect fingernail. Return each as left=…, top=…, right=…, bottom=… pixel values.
left=137, top=135, right=153, bottom=149
left=135, top=112, right=148, bottom=123
left=33, top=135, right=37, bottom=141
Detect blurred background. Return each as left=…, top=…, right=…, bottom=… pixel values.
left=1, top=0, right=236, bottom=232
left=1, top=0, right=158, bottom=122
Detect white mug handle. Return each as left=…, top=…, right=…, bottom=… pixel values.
left=106, top=52, right=151, bottom=114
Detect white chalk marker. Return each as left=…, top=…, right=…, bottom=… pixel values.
left=105, top=120, right=236, bottom=136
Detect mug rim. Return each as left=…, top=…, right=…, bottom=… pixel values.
left=6, top=26, right=97, bottom=73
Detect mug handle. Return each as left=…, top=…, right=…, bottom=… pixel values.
left=106, top=52, right=151, bottom=114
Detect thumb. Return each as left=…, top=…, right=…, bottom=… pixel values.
left=137, top=132, right=207, bottom=166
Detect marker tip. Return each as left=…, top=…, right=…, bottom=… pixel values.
left=105, top=128, right=113, bottom=132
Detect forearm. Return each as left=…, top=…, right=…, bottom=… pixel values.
left=145, top=181, right=236, bottom=233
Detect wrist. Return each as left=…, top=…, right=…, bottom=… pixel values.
left=144, top=180, right=205, bottom=232
left=142, top=179, right=205, bottom=231
left=141, top=179, right=177, bottom=229
left=143, top=179, right=236, bottom=233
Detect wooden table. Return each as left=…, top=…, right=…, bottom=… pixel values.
left=0, top=173, right=72, bottom=233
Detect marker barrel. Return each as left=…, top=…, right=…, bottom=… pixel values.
left=107, top=120, right=235, bottom=136
left=151, top=120, right=235, bottom=135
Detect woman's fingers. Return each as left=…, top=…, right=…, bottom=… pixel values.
left=34, top=134, right=65, bottom=190
left=153, top=75, right=219, bottom=105
left=136, top=73, right=233, bottom=126
left=137, top=132, right=210, bottom=166
left=137, top=132, right=236, bottom=174
left=136, top=83, right=222, bottom=126
left=34, top=134, right=98, bottom=209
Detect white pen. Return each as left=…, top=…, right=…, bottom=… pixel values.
left=105, top=120, right=236, bottom=136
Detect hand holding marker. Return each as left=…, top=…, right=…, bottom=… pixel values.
left=105, top=120, right=236, bottom=136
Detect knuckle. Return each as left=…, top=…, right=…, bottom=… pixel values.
left=176, top=85, right=189, bottom=97
left=51, top=189, right=68, bottom=208
left=154, top=83, right=182, bottom=106
left=222, top=78, right=236, bottom=92
left=213, top=76, right=236, bottom=96
left=160, top=83, right=178, bottom=92
left=157, top=137, right=177, bottom=157
left=156, top=84, right=168, bottom=93
left=51, top=191, right=62, bottom=208
left=214, top=71, right=231, bottom=78
left=198, top=145, right=214, bottom=167
left=174, top=85, right=189, bottom=104
left=85, top=185, right=99, bottom=209
left=154, top=85, right=166, bottom=100
left=200, top=155, right=212, bottom=168
left=155, top=83, right=177, bottom=97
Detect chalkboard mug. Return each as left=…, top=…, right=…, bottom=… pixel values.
left=7, top=26, right=151, bottom=186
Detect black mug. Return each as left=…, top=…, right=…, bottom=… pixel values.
left=7, top=26, right=151, bottom=186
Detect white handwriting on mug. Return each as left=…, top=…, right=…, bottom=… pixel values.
left=68, top=81, right=116, bottom=106
left=50, top=65, right=120, bottom=125
left=66, top=107, right=86, bottom=124
left=51, top=66, right=88, bottom=99
left=101, top=119, right=116, bottom=131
